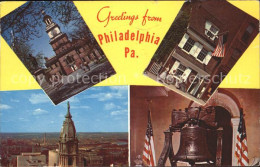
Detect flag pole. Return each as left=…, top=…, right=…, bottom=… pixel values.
left=235, top=108, right=249, bottom=166
left=143, top=98, right=156, bottom=166
left=146, top=99, right=153, bottom=131
left=216, top=30, right=229, bottom=37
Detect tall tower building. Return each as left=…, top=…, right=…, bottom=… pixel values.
left=59, top=102, right=79, bottom=167
left=41, top=11, right=103, bottom=78
left=42, top=10, right=69, bottom=56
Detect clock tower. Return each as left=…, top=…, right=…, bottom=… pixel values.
left=41, top=11, right=103, bottom=77
left=42, top=10, right=70, bottom=56
left=59, top=102, right=79, bottom=167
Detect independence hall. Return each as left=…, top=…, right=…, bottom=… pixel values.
left=145, top=0, right=258, bottom=104
left=41, top=11, right=103, bottom=79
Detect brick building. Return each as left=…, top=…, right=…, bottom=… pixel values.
left=83, top=153, right=103, bottom=166
left=48, top=102, right=82, bottom=167
left=145, top=0, right=258, bottom=104
left=42, top=11, right=103, bottom=80
left=17, top=153, right=46, bottom=167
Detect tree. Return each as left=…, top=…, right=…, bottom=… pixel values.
left=69, top=22, right=95, bottom=43
left=12, top=40, right=45, bottom=72
left=1, top=1, right=84, bottom=43
left=12, top=40, right=34, bottom=71
left=152, top=2, right=192, bottom=62
left=1, top=1, right=91, bottom=71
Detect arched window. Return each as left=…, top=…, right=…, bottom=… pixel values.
left=45, top=18, right=52, bottom=25
left=65, top=56, right=75, bottom=64
left=48, top=18, right=52, bottom=25
left=242, top=24, right=254, bottom=43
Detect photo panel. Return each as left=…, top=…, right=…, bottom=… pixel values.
left=130, top=86, right=260, bottom=166
left=1, top=1, right=116, bottom=105
left=0, top=86, right=128, bottom=166
left=144, top=0, right=258, bottom=105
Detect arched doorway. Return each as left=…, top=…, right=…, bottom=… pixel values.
left=215, top=106, right=232, bottom=165
left=207, top=106, right=232, bottom=165
left=190, top=89, right=241, bottom=166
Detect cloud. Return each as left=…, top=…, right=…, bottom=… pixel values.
left=85, top=86, right=128, bottom=101
left=0, top=104, right=11, bottom=110
left=29, top=93, right=50, bottom=104
left=86, top=92, right=125, bottom=101
left=33, top=108, right=48, bottom=115
left=10, top=99, right=20, bottom=103
left=71, top=105, right=90, bottom=109
left=18, top=118, right=28, bottom=122
left=53, top=96, right=81, bottom=109
left=109, top=86, right=128, bottom=91
left=59, top=113, right=65, bottom=118
left=86, top=93, right=113, bottom=101
left=110, top=109, right=128, bottom=116
left=90, top=87, right=102, bottom=91
left=62, top=96, right=80, bottom=104
left=104, top=103, right=121, bottom=110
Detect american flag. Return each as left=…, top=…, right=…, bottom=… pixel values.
left=212, top=34, right=227, bottom=57
left=142, top=110, right=156, bottom=166
left=235, top=110, right=249, bottom=166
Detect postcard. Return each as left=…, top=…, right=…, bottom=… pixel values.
left=1, top=1, right=116, bottom=104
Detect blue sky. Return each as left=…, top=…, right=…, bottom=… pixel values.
left=29, top=15, right=76, bottom=58
left=0, top=86, right=128, bottom=132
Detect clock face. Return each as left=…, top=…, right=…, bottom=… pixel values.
left=48, top=27, right=60, bottom=38
left=52, top=29, right=58, bottom=36
left=48, top=31, right=53, bottom=38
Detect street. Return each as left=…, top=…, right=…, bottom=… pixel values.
left=47, top=61, right=116, bottom=105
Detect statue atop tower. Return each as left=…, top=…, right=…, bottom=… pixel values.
left=59, top=101, right=79, bottom=167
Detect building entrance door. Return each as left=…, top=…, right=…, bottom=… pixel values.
left=207, top=106, right=232, bottom=165
left=187, top=75, right=204, bottom=97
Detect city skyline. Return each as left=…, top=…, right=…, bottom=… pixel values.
left=0, top=86, right=128, bottom=133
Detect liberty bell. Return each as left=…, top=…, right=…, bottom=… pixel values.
left=173, top=123, right=214, bottom=165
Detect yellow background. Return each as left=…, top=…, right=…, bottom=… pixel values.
left=0, top=1, right=259, bottom=91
